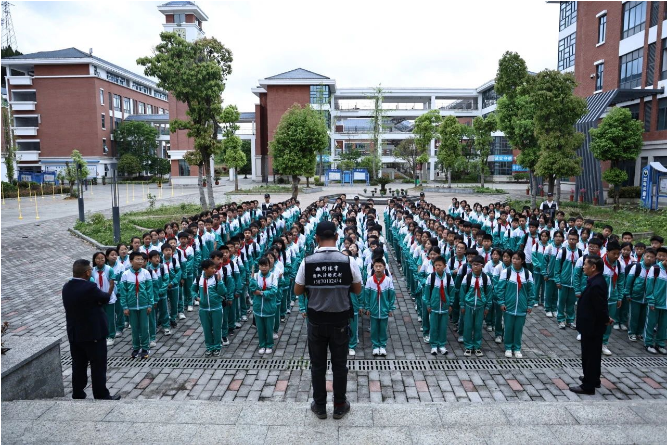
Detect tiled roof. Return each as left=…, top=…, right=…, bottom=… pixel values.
left=266, top=68, right=329, bottom=80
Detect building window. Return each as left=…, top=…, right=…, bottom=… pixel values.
left=482, top=88, right=498, bottom=109
left=619, top=48, right=644, bottom=89
left=115, top=118, right=121, bottom=130
left=100, top=88, right=104, bottom=105
left=595, top=63, right=604, bottom=91
left=655, top=156, right=667, bottom=167
left=173, top=13, right=185, bottom=24
left=661, top=39, right=667, bottom=80
left=123, top=97, right=131, bottom=114
left=154, top=90, right=168, bottom=101
left=102, top=138, right=108, bottom=154
left=106, top=72, right=127, bottom=87
left=657, top=98, right=667, bottom=131
left=178, top=159, right=190, bottom=176
left=146, top=104, right=153, bottom=114
left=101, top=113, right=105, bottom=130
left=108, top=92, right=112, bottom=108
left=598, top=14, right=607, bottom=44
left=641, top=156, right=649, bottom=171
left=559, top=2, right=577, bottom=31
left=650, top=1, right=660, bottom=27
left=310, top=85, right=330, bottom=105
left=644, top=100, right=653, bottom=132
left=622, top=1, right=647, bottom=40
left=132, top=82, right=150, bottom=95
left=627, top=103, right=640, bottom=121
left=138, top=102, right=145, bottom=114
left=646, top=43, right=657, bottom=86
left=558, top=33, right=576, bottom=70
left=491, top=136, right=511, bottom=155
left=113, top=94, right=121, bottom=112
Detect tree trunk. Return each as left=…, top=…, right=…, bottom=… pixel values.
left=555, top=177, right=561, bottom=205
left=306, top=177, right=310, bottom=187
left=291, top=175, right=300, bottom=199
left=234, top=169, right=239, bottom=192
left=480, top=167, right=485, bottom=189
left=197, top=163, right=207, bottom=210
left=529, top=170, right=537, bottom=209
left=547, top=175, right=555, bottom=196
left=447, top=169, right=452, bottom=188
left=614, top=185, right=620, bottom=210
left=205, top=161, right=215, bottom=209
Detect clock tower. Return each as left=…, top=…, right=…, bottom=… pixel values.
left=157, top=1, right=208, bottom=43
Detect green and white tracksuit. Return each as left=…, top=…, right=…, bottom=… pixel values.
left=91, top=265, right=116, bottom=340
left=118, top=268, right=154, bottom=351
left=250, top=271, right=279, bottom=349
left=218, top=262, right=237, bottom=338
left=543, top=243, right=563, bottom=314
left=487, top=260, right=508, bottom=337
left=601, top=255, right=622, bottom=346
left=644, top=263, right=667, bottom=348
left=110, top=260, right=127, bottom=334
left=424, top=272, right=454, bottom=349
left=531, top=242, right=550, bottom=305
left=364, top=274, right=396, bottom=349
left=176, top=245, right=195, bottom=308
left=554, top=246, right=583, bottom=324
left=624, top=261, right=656, bottom=337
left=459, top=272, right=493, bottom=350
left=192, top=273, right=226, bottom=351
left=496, top=267, right=535, bottom=352
left=162, top=256, right=182, bottom=323
left=145, top=264, right=165, bottom=341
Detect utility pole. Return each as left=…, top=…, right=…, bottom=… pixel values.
left=1, top=2, right=18, bottom=50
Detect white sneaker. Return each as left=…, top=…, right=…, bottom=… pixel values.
left=439, top=347, right=448, bottom=355
left=187, top=305, right=193, bottom=312
left=417, top=316, right=422, bottom=322
left=259, top=348, right=266, bottom=354
left=546, top=312, right=553, bottom=318
left=620, top=324, right=628, bottom=331
left=106, top=338, right=114, bottom=347
left=533, top=303, right=538, bottom=307
left=505, top=350, right=512, bottom=358
left=379, top=347, right=387, bottom=356
left=613, top=324, right=620, bottom=330
left=273, top=333, right=279, bottom=340
left=514, top=351, right=523, bottom=359
left=486, top=326, right=493, bottom=332
left=241, top=316, right=248, bottom=322
left=658, top=347, right=667, bottom=355
left=163, top=329, right=172, bottom=335
left=601, top=345, right=612, bottom=356
left=475, top=349, right=483, bottom=357
left=178, top=313, right=186, bottom=320
left=568, top=323, right=577, bottom=330
left=265, top=348, right=273, bottom=354
left=558, top=322, right=566, bottom=329
left=576, top=333, right=581, bottom=341
left=286, top=309, right=291, bottom=314
left=290, top=301, right=295, bottom=307
left=464, top=349, right=471, bottom=357
left=628, top=334, right=637, bottom=342
left=235, top=322, right=242, bottom=328
left=431, top=348, right=438, bottom=355
left=646, top=346, right=658, bottom=354
left=457, top=336, right=464, bottom=343
left=348, top=349, right=356, bottom=356
left=194, top=300, right=200, bottom=306
left=222, top=337, right=230, bottom=346
left=149, top=340, right=157, bottom=348
left=494, top=336, right=502, bottom=344
left=115, top=331, right=123, bottom=337
left=372, top=348, right=380, bottom=356
left=423, top=336, right=430, bottom=344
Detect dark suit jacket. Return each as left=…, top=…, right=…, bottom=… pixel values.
left=62, top=278, right=111, bottom=343
left=577, top=272, right=609, bottom=338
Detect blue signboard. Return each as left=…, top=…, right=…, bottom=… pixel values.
left=496, top=155, right=513, bottom=162
left=512, top=164, right=528, bottom=172
left=641, top=162, right=667, bottom=210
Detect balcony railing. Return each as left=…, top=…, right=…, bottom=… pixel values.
left=10, top=101, right=36, bottom=111
left=12, top=127, right=38, bottom=136
left=7, top=76, right=32, bottom=86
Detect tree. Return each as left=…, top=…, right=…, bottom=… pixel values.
left=394, top=138, right=424, bottom=183
left=63, top=150, right=90, bottom=196
left=590, top=106, right=643, bottom=208
left=412, top=109, right=441, bottom=181
left=137, top=32, right=234, bottom=210
left=367, top=85, right=385, bottom=178
left=183, top=149, right=206, bottom=206
left=472, top=114, right=497, bottom=188
left=270, top=104, right=329, bottom=198
left=117, top=154, right=142, bottom=177
left=531, top=70, right=587, bottom=204
left=1, top=106, right=17, bottom=182
left=223, top=135, right=245, bottom=191
left=238, top=140, right=252, bottom=175
left=495, top=51, right=541, bottom=208
left=437, top=116, right=466, bottom=187
left=151, top=157, right=171, bottom=181
left=113, top=121, right=159, bottom=174
left=338, top=148, right=362, bottom=171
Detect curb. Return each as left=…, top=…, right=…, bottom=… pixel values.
left=67, top=228, right=115, bottom=251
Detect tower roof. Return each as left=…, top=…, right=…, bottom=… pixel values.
left=157, top=1, right=208, bottom=21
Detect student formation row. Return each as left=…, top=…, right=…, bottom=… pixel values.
left=384, top=196, right=667, bottom=358
left=88, top=194, right=402, bottom=358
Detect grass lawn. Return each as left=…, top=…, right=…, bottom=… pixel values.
left=225, top=185, right=303, bottom=194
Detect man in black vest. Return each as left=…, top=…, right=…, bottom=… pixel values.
left=570, top=255, right=612, bottom=395
left=295, top=221, right=362, bottom=420
left=62, top=259, right=120, bottom=400
left=261, top=193, right=272, bottom=217
left=539, top=192, right=558, bottom=220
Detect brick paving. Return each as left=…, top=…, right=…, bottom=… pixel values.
left=1, top=191, right=666, bottom=405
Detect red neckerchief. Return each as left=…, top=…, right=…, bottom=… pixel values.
left=203, top=275, right=208, bottom=296
left=134, top=270, right=140, bottom=295
left=604, top=256, right=618, bottom=287
left=516, top=271, right=522, bottom=291
left=473, top=275, right=481, bottom=296
left=439, top=275, right=446, bottom=302
left=97, top=268, right=104, bottom=288
left=373, top=274, right=386, bottom=298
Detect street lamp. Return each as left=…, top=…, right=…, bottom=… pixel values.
left=111, top=171, right=121, bottom=244
left=76, top=162, right=85, bottom=222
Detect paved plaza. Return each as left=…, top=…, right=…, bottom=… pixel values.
left=1, top=181, right=666, bottom=443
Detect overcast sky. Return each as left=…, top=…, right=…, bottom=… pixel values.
left=10, top=0, right=560, bottom=111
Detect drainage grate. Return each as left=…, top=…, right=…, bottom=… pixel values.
left=60, top=355, right=667, bottom=371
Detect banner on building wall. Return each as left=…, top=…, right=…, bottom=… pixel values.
left=512, top=164, right=528, bottom=172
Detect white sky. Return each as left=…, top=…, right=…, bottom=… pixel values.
left=9, top=0, right=560, bottom=112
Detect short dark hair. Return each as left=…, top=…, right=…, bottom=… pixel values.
left=72, top=259, right=91, bottom=278
left=201, top=259, right=215, bottom=270
left=129, top=251, right=145, bottom=261
left=585, top=255, right=604, bottom=272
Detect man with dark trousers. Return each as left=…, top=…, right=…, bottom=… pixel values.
left=570, top=255, right=612, bottom=395
left=295, top=221, right=362, bottom=420
left=62, top=259, right=120, bottom=400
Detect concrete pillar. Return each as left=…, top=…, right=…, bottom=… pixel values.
left=251, top=138, right=257, bottom=180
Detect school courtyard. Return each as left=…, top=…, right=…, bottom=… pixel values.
left=1, top=180, right=666, bottom=444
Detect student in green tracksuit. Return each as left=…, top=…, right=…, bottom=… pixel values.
left=488, top=249, right=511, bottom=343
left=554, top=231, right=583, bottom=329
left=644, top=254, right=667, bottom=354
left=176, top=232, right=195, bottom=311
left=624, top=248, right=657, bottom=341
left=193, top=260, right=227, bottom=356
left=161, top=244, right=182, bottom=328
left=92, top=252, right=116, bottom=346
left=250, top=258, right=279, bottom=354
left=531, top=230, right=551, bottom=307
left=364, top=258, right=396, bottom=357
left=425, top=256, right=454, bottom=355
left=145, top=251, right=166, bottom=346
left=601, top=242, right=622, bottom=355
left=496, top=251, right=535, bottom=359
left=459, top=255, right=494, bottom=357
left=543, top=231, right=564, bottom=317
left=118, top=252, right=154, bottom=359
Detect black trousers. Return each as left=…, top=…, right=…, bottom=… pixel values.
left=308, top=321, right=349, bottom=406
left=70, top=339, right=110, bottom=399
left=581, top=334, right=602, bottom=391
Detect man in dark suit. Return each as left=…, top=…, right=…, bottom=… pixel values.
left=570, top=255, right=613, bottom=395
left=62, top=259, right=120, bottom=400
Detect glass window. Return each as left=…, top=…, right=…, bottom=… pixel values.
left=622, top=1, right=647, bottom=40
left=619, top=48, right=644, bottom=89
left=598, top=14, right=607, bottom=44
left=661, top=39, right=666, bottom=81
left=132, top=82, right=150, bottom=95
left=559, top=2, right=578, bottom=31
left=646, top=43, right=656, bottom=86
left=650, top=1, right=660, bottom=27
left=654, top=156, right=667, bottom=168
left=113, top=94, right=121, bottom=111
left=558, top=33, right=576, bottom=70
left=138, top=102, right=145, bottom=114
left=641, top=156, right=649, bottom=171
left=99, top=88, right=104, bottom=105
left=173, top=13, right=185, bottom=24
left=482, top=88, right=498, bottom=109
left=108, top=92, right=112, bottom=107
left=106, top=72, right=127, bottom=87
left=657, top=98, right=666, bottom=131
left=101, top=113, right=105, bottom=130
left=178, top=159, right=190, bottom=176
left=102, top=138, right=107, bottom=154
left=488, top=161, right=512, bottom=176
left=627, top=103, right=640, bottom=121
left=491, top=136, right=511, bottom=155
left=146, top=104, right=153, bottom=114
left=310, top=85, right=330, bottom=105
left=123, top=97, right=131, bottom=114
left=595, top=63, right=604, bottom=91
left=644, top=100, right=653, bottom=132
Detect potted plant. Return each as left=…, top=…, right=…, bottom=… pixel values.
left=538, top=184, right=544, bottom=197
left=579, top=188, right=586, bottom=203
left=214, top=174, right=221, bottom=186
left=363, top=188, right=367, bottom=194
left=526, top=186, right=530, bottom=195
left=569, top=188, right=574, bottom=202
left=377, top=177, right=392, bottom=193
left=593, top=190, right=599, bottom=206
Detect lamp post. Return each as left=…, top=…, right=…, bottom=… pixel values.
left=111, top=171, right=121, bottom=244
left=77, top=162, right=85, bottom=222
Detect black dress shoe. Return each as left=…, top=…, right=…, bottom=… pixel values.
left=333, top=401, right=351, bottom=420
left=579, top=376, right=601, bottom=388
left=310, top=401, right=327, bottom=419
left=569, top=385, right=595, bottom=395
left=100, top=394, right=121, bottom=400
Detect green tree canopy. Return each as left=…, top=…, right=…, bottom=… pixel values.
left=412, top=109, right=441, bottom=180
left=113, top=121, right=158, bottom=173
left=338, top=148, right=362, bottom=171
left=590, top=106, right=643, bottom=208
left=472, top=114, right=497, bottom=187
left=117, top=154, right=142, bottom=177
left=437, top=116, right=466, bottom=187
left=270, top=104, right=329, bottom=197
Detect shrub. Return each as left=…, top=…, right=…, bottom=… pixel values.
left=616, top=186, right=641, bottom=199
left=276, top=177, right=288, bottom=184
left=314, top=181, right=325, bottom=186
